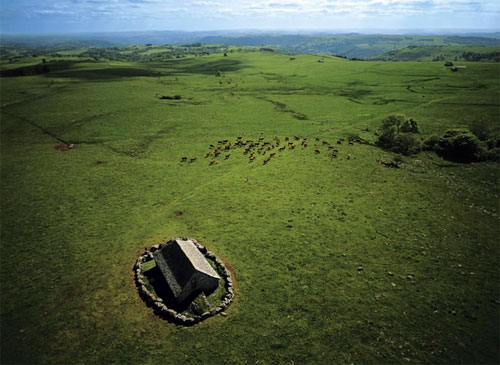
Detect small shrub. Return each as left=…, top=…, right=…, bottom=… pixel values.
left=437, top=129, right=487, bottom=162
left=390, top=134, right=422, bottom=155
left=486, top=134, right=500, bottom=150
left=423, top=135, right=440, bottom=151
left=486, top=147, right=500, bottom=162
left=401, top=118, right=419, bottom=133
left=469, top=119, right=494, bottom=141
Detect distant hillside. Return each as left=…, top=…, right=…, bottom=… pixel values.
left=0, top=39, right=115, bottom=59
left=1, top=32, right=499, bottom=60
left=371, top=45, right=500, bottom=62
left=198, top=34, right=500, bottom=59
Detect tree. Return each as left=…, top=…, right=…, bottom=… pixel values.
left=379, top=114, right=407, bottom=145
left=377, top=114, right=421, bottom=155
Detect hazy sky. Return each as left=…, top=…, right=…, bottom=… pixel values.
left=1, top=0, right=499, bottom=34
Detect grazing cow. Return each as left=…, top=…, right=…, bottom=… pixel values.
left=263, top=157, right=270, bottom=165
left=279, top=146, right=286, bottom=152
left=237, top=136, right=242, bottom=140
left=249, top=156, right=255, bottom=162
left=337, top=140, right=342, bottom=144
left=289, top=144, right=295, bottom=150
left=225, top=145, right=230, bottom=151
left=209, top=160, right=216, bottom=165
left=225, top=154, right=231, bottom=159
left=270, top=153, right=276, bottom=157
left=223, top=139, right=228, bottom=143
left=214, top=151, right=220, bottom=157
left=315, top=149, right=320, bottom=154
left=210, top=144, right=215, bottom=148
left=323, top=141, right=329, bottom=145
left=303, top=143, right=308, bottom=148
left=331, top=153, right=337, bottom=158
left=205, top=152, right=211, bottom=158
left=181, top=157, right=187, bottom=162
left=259, top=137, right=264, bottom=141
left=315, top=137, right=320, bottom=141
left=347, top=153, right=352, bottom=160
left=348, top=141, right=354, bottom=146
left=379, top=159, right=399, bottom=168
left=190, top=157, right=197, bottom=162
left=285, top=137, right=289, bottom=141
left=328, top=146, right=334, bottom=150
left=294, top=136, right=300, bottom=140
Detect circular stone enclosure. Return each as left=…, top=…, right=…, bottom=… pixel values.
left=133, top=238, right=234, bottom=326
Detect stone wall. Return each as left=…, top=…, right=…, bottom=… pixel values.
left=133, top=238, right=234, bottom=326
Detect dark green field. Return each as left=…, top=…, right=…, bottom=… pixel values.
left=1, top=49, right=499, bottom=364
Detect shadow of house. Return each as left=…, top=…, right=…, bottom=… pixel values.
left=153, top=238, right=220, bottom=303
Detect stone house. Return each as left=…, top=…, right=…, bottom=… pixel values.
left=153, top=238, right=220, bottom=302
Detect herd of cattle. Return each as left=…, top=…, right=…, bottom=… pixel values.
left=181, top=135, right=367, bottom=166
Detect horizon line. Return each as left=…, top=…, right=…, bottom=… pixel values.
left=2, top=28, right=500, bottom=37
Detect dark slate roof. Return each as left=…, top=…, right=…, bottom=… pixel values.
left=153, top=239, right=220, bottom=299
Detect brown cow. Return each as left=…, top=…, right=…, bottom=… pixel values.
left=225, top=154, right=231, bottom=159
left=190, top=157, right=197, bottom=162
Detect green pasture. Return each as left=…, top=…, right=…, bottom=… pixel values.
left=1, top=51, right=499, bottom=364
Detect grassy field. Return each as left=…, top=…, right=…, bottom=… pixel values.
left=1, top=50, right=499, bottom=364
